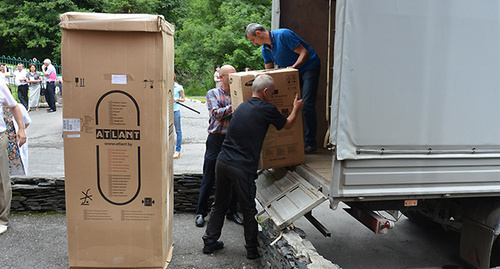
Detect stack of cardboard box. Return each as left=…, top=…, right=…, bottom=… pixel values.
left=229, top=69, right=305, bottom=170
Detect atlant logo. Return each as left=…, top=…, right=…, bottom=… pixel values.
left=95, top=129, right=140, bottom=140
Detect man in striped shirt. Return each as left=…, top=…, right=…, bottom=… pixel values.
left=195, top=65, right=243, bottom=227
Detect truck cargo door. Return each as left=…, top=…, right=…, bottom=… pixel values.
left=255, top=168, right=327, bottom=229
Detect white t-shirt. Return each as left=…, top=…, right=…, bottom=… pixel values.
left=14, top=69, right=28, bottom=86
left=0, top=83, right=18, bottom=132
left=0, top=71, right=10, bottom=85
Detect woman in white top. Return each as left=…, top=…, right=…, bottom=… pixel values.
left=3, top=102, right=31, bottom=175
left=0, top=64, right=10, bottom=85
left=26, top=63, right=43, bottom=111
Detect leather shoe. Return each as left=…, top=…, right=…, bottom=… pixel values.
left=226, top=213, right=243, bottom=225
left=304, top=145, right=317, bottom=154
left=203, top=240, right=224, bottom=254
left=195, top=214, right=205, bottom=227
left=247, top=248, right=260, bottom=259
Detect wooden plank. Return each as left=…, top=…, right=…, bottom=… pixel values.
left=304, top=147, right=333, bottom=181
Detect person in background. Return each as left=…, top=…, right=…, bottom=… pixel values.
left=202, top=74, right=303, bottom=259
left=196, top=65, right=243, bottom=228
left=55, top=76, right=63, bottom=102
left=0, top=64, right=10, bottom=85
left=13, top=63, right=29, bottom=110
left=0, top=82, right=27, bottom=235
left=26, top=64, right=43, bottom=112
left=173, top=74, right=185, bottom=159
left=246, top=23, right=321, bottom=154
left=244, top=67, right=251, bottom=72
left=3, top=100, right=31, bottom=176
left=213, top=65, right=221, bottom=88
left=41, top=59, right=57, bottom=113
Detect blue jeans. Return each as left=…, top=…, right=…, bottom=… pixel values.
left=174, top=110, right=182, bottom=152
left=300, top=63, right=321, bottom=147
left=196, top=133, right=238, bottom=217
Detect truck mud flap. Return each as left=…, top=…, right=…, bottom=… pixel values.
left=460, top=218, right=495, bottom=269
left=255, top=168, right=327, bottom=230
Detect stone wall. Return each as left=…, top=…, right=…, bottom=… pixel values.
left=10, top=176, right=66, bottom=213
left=9, top=174, right=210, bottom=214
left=173, top=174, right=213, bottom=213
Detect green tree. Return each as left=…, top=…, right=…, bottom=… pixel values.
left=0, top=0, right=272, bottom=96
left=103, top=0, right=163, bottom=14
left=174, top=0, right=271, bottom=95
left=0, top=0, right=81, bottom=63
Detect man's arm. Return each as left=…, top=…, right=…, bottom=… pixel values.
left=175, top=87, right=185, bottom=103
left=42, top=65, right=50, bottom=77
left=206, top=90, right=232, bottom=120
left=283, top=94, right=304, bottom=130
left=265, top=62, right=275, bottom=70
left=289, top=44, right=310, bottom=69
left=11, top=105, right=27, bottom=147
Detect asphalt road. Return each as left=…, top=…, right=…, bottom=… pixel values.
left=1, top=98, right=474, bottom=269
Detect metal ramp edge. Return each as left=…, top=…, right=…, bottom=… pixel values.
left=255, top=168, right=327, bottom=230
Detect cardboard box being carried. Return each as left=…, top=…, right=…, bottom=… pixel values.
left=229, top=69, right=305, bottom=169
left=60, top=12, right=175, bottom=268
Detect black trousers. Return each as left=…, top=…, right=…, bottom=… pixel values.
left=17, top=84, right=29, bottom=110
left=45, top=81, right=56, bottom=110
left=196, top=133, right=238, bottom=217
left=202, top=160, right=258, bottom=250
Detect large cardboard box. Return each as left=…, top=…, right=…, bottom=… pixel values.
left=229, top=69, right=305, bottom=169
left=60, top=12, right=175, bottom=268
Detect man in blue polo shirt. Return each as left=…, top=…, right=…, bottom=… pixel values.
left=245, top=23, right=320, bottom=153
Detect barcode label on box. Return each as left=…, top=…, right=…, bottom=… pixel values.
left=63, top=118, right=81, bottom=132
left=111, top=75, right=127, bottom=84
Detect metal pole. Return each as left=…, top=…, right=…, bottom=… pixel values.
left=176, top=102, right=200, bottom=114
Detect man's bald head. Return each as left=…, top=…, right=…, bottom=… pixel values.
left=219, top=65, right=236, bottom=76
left=219, top=65, right=236, bottom=93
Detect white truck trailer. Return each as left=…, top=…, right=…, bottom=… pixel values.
left=257, top=1, right=500, bottom=268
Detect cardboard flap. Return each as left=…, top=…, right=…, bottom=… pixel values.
left=59, top=12, right=175, bottom=35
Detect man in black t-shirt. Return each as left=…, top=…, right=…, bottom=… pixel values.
left=202, top=74, right=303, bottom=259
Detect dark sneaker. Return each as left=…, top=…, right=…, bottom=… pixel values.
left=226, top=213, right=243, bottom=225
left=304, top=145, right=317, bottom=154
left=246, top=248, right=260, bottom=259
left=195, top=214, right=205, bottom=227
left=203, top=241, right=224, bottom=254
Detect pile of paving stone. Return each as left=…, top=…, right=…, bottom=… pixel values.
left=258, top=220, right=342, bottom=269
